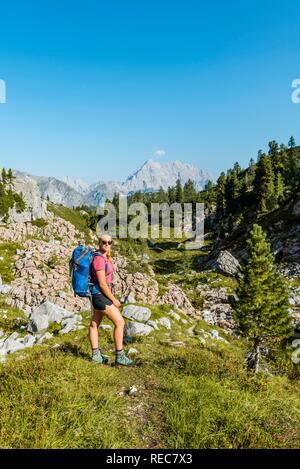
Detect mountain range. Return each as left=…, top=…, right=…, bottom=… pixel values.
left=13, top=159, right=209, bottom=208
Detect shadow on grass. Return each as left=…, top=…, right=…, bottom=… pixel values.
left=53, top=342, right=91, bottom=360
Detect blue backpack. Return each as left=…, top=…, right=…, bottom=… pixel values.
left=69, top=245, right=109, bottom=297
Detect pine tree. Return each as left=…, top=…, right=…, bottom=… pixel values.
left=156, top=186, right=168, bottom=203
left=233, top=161, right=242, bottom=174
left=233, top=224, right=292, bottom=372
left=1, top=168, right=7, bottom=184
left=175, top=179, right=183, bottom=204
left=225, top=170, right=239, bottom=214
left=183, top=179, right=198, bottom=203
left=6, top=168, right=14, bottom=189
left=216, top=172, right=226, bottom=216
left=167, top=186, right=176, bottom=204
left=274, top=172, right=285, bottom=205
left=288, top=136, right=296, bottom=149
left=254, top=154, right=276, bottom=212
left=268, top=140, right=282, bottom=173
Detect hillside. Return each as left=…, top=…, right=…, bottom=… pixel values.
left=0, top=203, right=299, bottom=448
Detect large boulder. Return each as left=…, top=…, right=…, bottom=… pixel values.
left=0, top=332, right=37, bottom=355
left=208, top=250, right=241, bottom=277
left=124, top=321, right=154, bottom=336
left=122, top=305, right=152, bottom=322
left=28, top=301, right=74, bottom=333
left=59, top=315, right=82, bottom=334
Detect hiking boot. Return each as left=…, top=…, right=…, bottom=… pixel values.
left=92, top=351, right=109, bottom=365
left=115, top=351, right=135, bottom=367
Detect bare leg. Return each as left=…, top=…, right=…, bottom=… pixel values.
left=88, top=306, right=104, bottom=349
left=103, top=304, right=125, bottom=351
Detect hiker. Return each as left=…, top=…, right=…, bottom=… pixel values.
left=88, top=234, right=134, bottom=366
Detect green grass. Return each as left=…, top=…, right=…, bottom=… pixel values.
left=31, top=218, right=48, bottom=228
left=0, top=307, right=299, bottom=449
left=0, top=299, right=27, bottom=333
left=0, top=242, right=23, bottom=283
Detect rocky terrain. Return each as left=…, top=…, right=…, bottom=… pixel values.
left=0, top=196, right=299, bottom=448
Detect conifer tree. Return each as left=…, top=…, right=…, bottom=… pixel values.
left=175, top=179, right=184, bottom=204
left=288, top=136, right=296, bottom=149
left=274, top=172, right=285, bottom=205
left=167, top=186, right=176, bottom=204
left=216, top=172, right=226, bottom=216
left=225, top=170, right=239, bottom=214
left=268, top=140, right=283, bottom=174
left=183, top=179, right=198, bottom=203
left=254, top=154, right=276, bottom=212
left=233, top=224, right=292, bottom=372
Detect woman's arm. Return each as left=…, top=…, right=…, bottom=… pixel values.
left=96, top=270, right=120, bottom=307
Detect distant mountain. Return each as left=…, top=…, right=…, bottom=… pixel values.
left=62, top=176, right=89, bottom=194
left=13, top=159, right=210, bottom=208
left=123, top=159, right=208, bottom=193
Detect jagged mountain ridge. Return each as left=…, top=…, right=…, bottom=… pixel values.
left=13, top=159, right=209, bottom=208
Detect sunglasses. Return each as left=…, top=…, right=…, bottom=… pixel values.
left=101, top=240, right=112, bottom=245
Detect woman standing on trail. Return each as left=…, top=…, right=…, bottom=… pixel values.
left=88, top=234, right=134, bottom=366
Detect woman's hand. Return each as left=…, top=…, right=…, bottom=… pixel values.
left=113, top=299, right=121, bottom=308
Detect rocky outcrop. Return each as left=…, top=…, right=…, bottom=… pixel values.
left=7, top=172, right=50, bottom=223
left=159, top=283, right=197, bottom=317
left=207, top=250, right=241, bottom=277
left=113, top=256, right=160, bottom=304
left=197, top=284, right=235, bottom=330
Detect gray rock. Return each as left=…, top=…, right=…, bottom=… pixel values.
left=159, top=317, right=172, bottom=330
left=22, top=334, right=36, bottom=348
left=2, top=334, right=26, bottom=354
left=124, top=321, right=154, bottom=336
left=28, top=314, right=49, bottom=333
left=128, top=347, right=139, bottom=355
left=28, top=301, right=74, bottom=333
left=208, top=250, right=241, bottom=277
left=122, top=305, right=152, bottom=322
left=210, top=329, right=219, bottom=340
left=146, top=319, right=159, bottom=330
left=59, top=317, right=80, bottom=334
left=37, top=332, right=53, bottom=344
left=128, top=385, right=138, bottom=396
left=0, top=284, right=12, bottom=294
left=99, top=324, right=113, bottom=331
left=123, top=291, right=136, bottom=304
left=167, top=309, right=180, bottom=321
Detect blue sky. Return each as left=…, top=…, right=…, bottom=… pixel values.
left=0, top=0, right=299, bottom=183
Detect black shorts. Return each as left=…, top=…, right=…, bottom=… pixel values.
left=91, top=293, right=113, bottom=311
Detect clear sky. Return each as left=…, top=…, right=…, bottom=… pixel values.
left=0, top=0, right=299, bottom=183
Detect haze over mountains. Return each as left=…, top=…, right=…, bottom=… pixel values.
left=14, top=159, right=209, bottom=208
